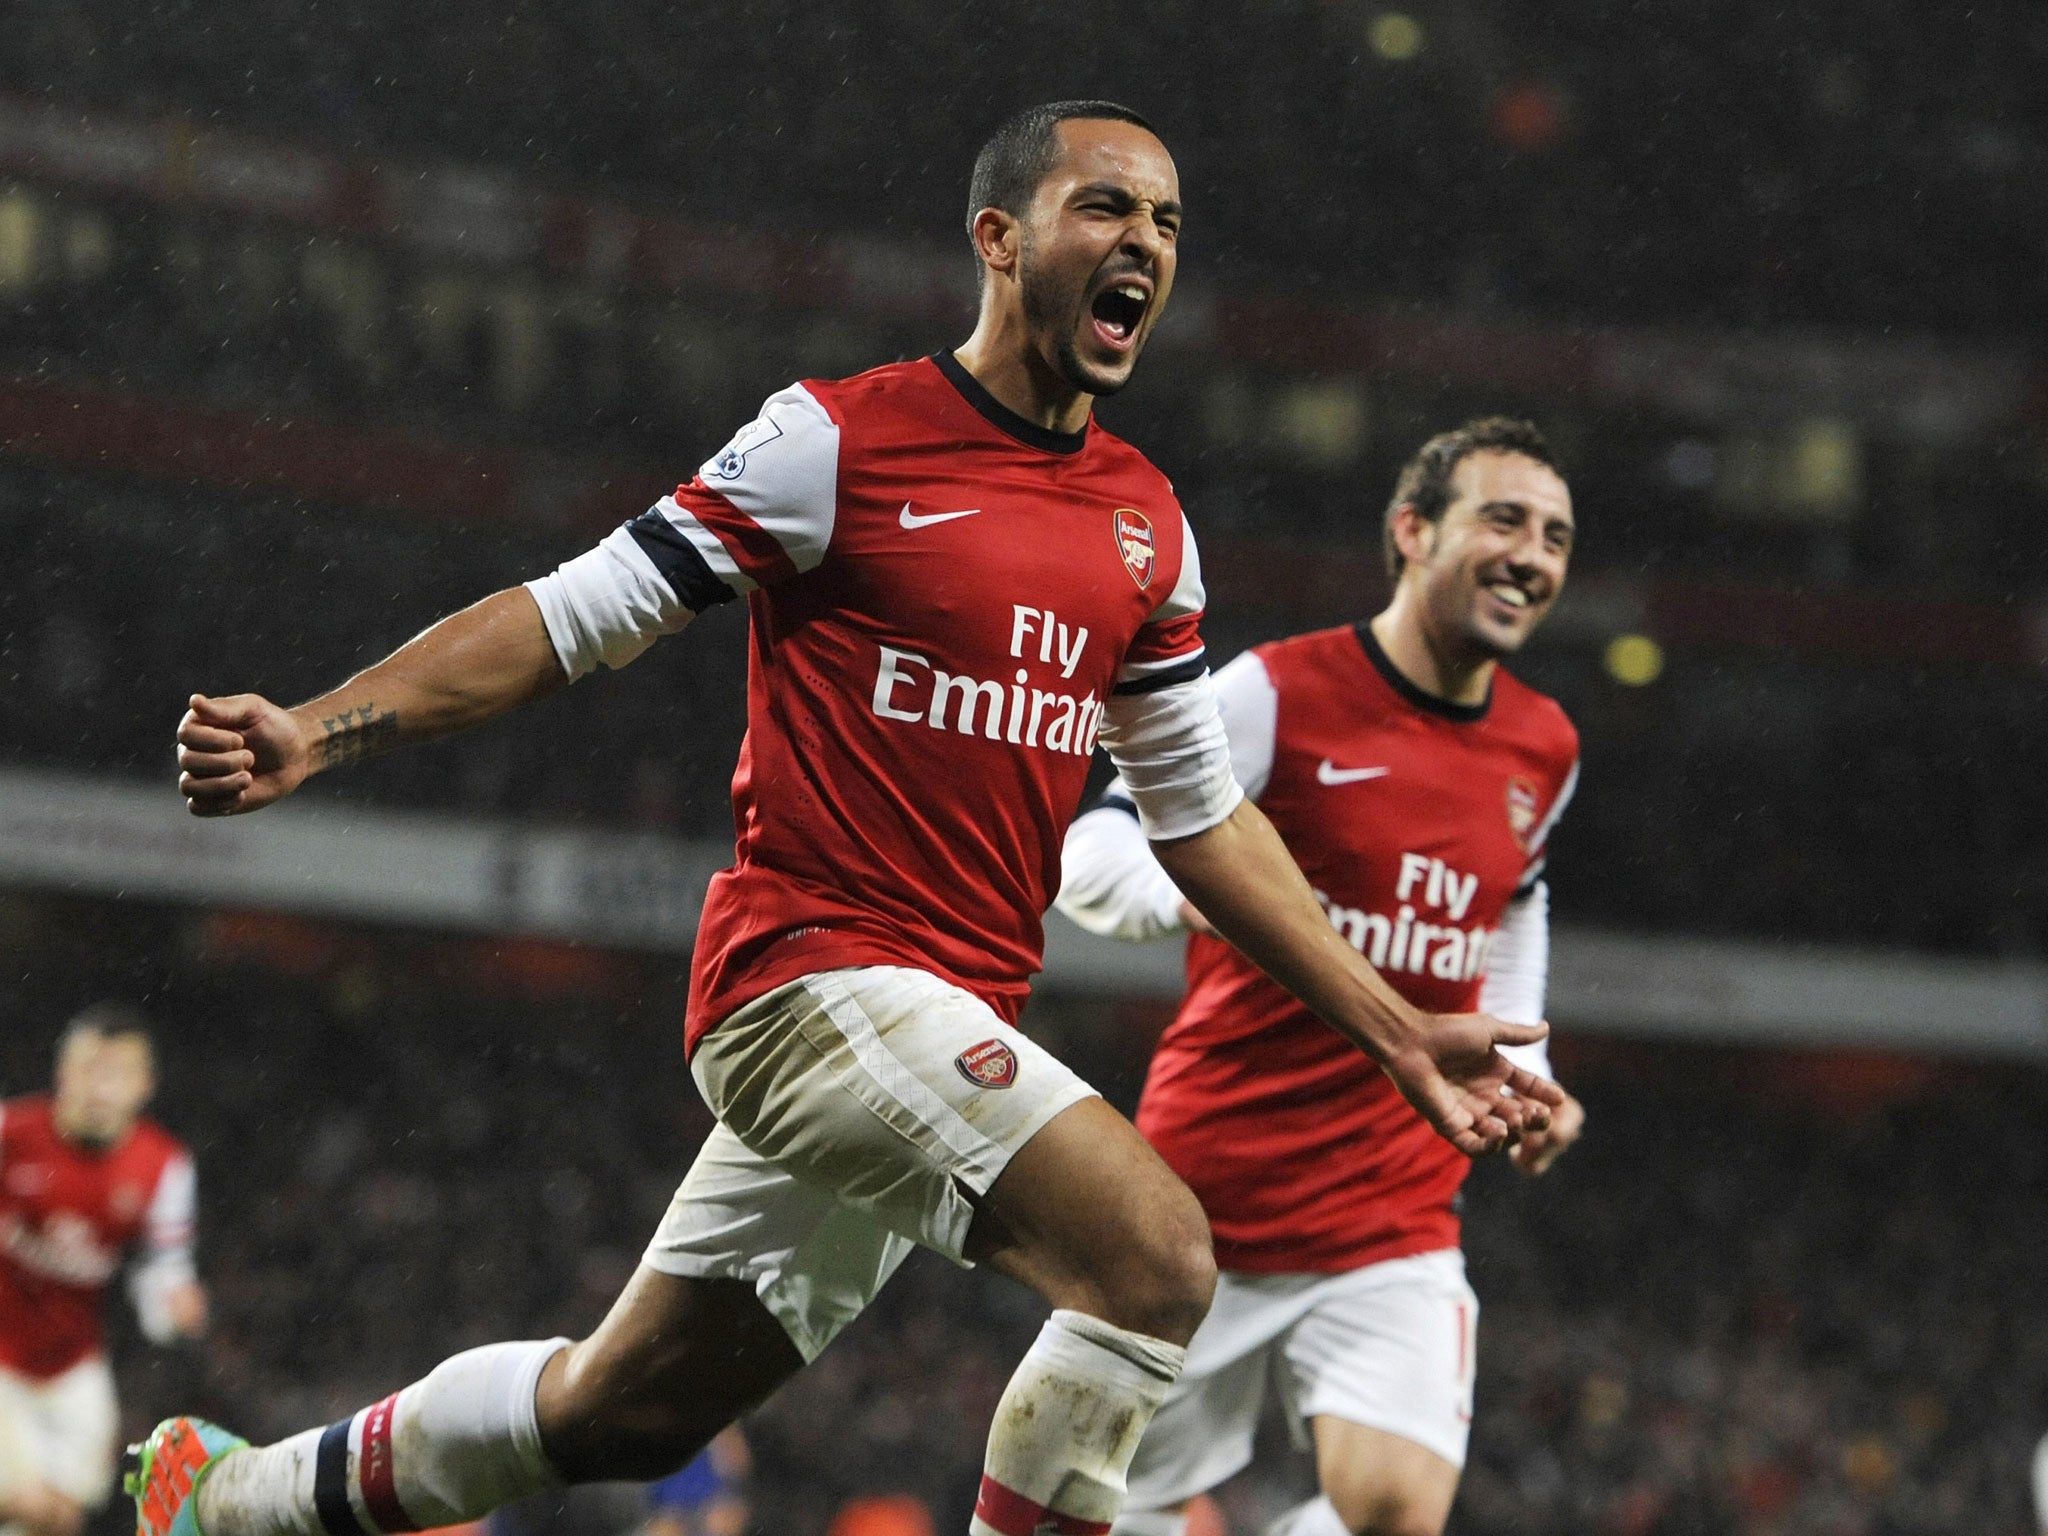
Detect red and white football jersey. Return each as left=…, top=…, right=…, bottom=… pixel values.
left=624, top=355, right=1207, bottom=1049
left=0, top=1096, right=195, bottom=1379
left=1137, top=624, right=1578, bottom=1273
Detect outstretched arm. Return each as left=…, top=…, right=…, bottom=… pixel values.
left=129, top=1152, right=207, bottom=1342
left=1153, top=800, right=1561, bottom=1153
left=179, top=510, right=706, bottom=816
left=177, top=587, right=582, bottom=816
left=1096, top=672, right=1560, bottom=1156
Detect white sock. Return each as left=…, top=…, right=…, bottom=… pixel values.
left=1110, top=1508, right=1190, bottom=1536
left=1263, top=1496, right=1351, bottom=1536
left=198, top=1339, right=568, bottom=1536
left=970, top=1310, right=1186, bottom=1536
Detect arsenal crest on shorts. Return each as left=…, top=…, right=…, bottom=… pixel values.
left=1113, top=508, right=1155, bottom=589
left=1506, top=776, right=1540, bottom=849
left=956, top=1038, right=1018, bottom=1089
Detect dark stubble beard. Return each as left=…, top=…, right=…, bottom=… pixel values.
left=1019, top=232, right=1130, bottom=399
left=1436, top=581, right=1522, bottom=664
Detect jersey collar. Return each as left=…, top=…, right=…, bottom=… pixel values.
left=1354, top=622, right=1492, bottom=723
left=930, top=351, right=1089, bottom=456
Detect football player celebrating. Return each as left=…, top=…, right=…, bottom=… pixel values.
left=2, top=1007, right=206, bottom=1536
left=1059, top=418, right=1585, bottom=1536
left=141, top=106, right=1559, bottom=1536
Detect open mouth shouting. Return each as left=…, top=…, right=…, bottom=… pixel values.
left=1089, top=275, right=1153, bottom=353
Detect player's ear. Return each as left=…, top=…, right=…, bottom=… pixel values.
left=971, top=207, right=1022, bottom=281
left=1390, top=503, right=1435, bottom=570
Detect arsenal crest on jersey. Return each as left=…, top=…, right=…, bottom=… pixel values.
left=955, top=1038, right=1018, bottom=1089
left=1113, top=508, right=1156, bottom=589
left=1506, top=776, right=1540, bottom=849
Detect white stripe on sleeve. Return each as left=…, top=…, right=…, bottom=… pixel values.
left=1526, top=759, right=1579, bottom=856
left=649, top=495, right=755, bottom=592
left=1152, top=511, right=1206, bottom=623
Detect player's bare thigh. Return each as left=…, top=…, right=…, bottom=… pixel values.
left=1312, top=1416, right=1459, bottom=1536
left=534, top=1265, right=802, bottom=1482
left=964, top=1095, right=1216, bottom=1346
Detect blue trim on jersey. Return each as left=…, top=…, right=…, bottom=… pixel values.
left=1096, top=791, right=1139, bottom=820
left=313, top=1419, right=359, bottom=1536
left=627, top=508, right=738, bottom=612
left=1112, top=655, right=1208, bottom=696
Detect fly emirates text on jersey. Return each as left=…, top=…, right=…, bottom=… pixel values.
left=1315, top=853, right=1494, bottom=983
left=870, top=605, right=1103, bottom=757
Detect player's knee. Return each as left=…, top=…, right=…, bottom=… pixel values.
left=1111, top=1183, right=1215, bottom=1343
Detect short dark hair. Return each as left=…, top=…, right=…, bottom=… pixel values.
left=1383, top=417, right=1562, bottom=577
left=966, top=100, right=1157, bottom=239
left=59, top=1001, right=156, bottom=1057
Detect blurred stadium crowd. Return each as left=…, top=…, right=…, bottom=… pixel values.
left=0, top=7, right=2043, bottom=963
left=3, top=1, right=2046, bottom=1532
left=3, top=0, right=2043, bottom=339
left=6, top=466, right=2044, bottom=957
left=5, top=901, right=2046, bottom=1536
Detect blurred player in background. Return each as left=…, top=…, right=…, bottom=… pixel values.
left=140, top=103, right=1560, bottom=1536
left=642, top=1427, right=749, bottom=1536
left=1060, top=420, right=1584, bottom=1536
left=1, top=1005, right=206, bottom=1536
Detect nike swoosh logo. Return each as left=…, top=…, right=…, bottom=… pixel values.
left=1316, top=760, right=1390, bottom=785
left=900, top=503, right=984, bottom=530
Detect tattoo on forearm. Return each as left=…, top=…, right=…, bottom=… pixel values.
left=315, top=702, right=400, bottom=768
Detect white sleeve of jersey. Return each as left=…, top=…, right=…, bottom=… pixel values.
left=525, top=527, right=692, bottom=682
left=1212, top=650, right=1278, bottom=801
left=1057, top=804, right=1188, bottom=941
left=128, top=1151, right=198, bottom=1345
left=523, top=383, right=840, bottom=679
left=679, top=382, right=841, bottom=580
left=1057, top=649, right=1278, bottom=939
left=1481, top=881, right=1553, bottom=1080
left=1097, top=670, right=1243, bottom=842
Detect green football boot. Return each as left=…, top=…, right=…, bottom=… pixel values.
left=125, top=1416, right=249, bottom=1536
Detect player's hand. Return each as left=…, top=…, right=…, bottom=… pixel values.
left=166, top=1279, right=210, bottom=1337
left=1382, top=1012, right=1565, bottom=1157
left=1510, top=1089, right=1584, bottom=1177
left=177, top=692, right=312, bottom=816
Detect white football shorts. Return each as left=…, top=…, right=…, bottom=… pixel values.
left=0, top=1354, right=120, bottom=1511
left=1125, top=1249, right=1479, bottom=1507
left=644, top=965, right=1098, bottom=1361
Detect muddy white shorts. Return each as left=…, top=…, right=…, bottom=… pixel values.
left=644, top=966, right=1098, bottom=1361
left=0, top=1354, right=119, bottom=1511
left=1125, top=1249, right=1479, bottom=1506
